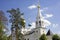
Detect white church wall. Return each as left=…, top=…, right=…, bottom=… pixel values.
left=47, top=35, right=52, bottom=40
left=24, top=30, right=40, bottom=40
left=24, top=33, right=35, bottom=40
left=40, top=28, right=46, bottom=35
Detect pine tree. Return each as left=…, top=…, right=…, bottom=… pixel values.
left=7, top=8, right=25, bottom=40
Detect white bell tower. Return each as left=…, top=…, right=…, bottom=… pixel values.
left=36, top=0, right=46, bottom=35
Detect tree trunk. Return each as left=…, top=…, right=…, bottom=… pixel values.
left=15, top=24, right=19, bottom=40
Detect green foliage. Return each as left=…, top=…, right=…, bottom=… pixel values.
left=0, top=10, right=8, bottom=40
left=7, top=35, right=12, bottom=40
left=20, top=18, right=25, bottom=27
left=7, top=8, right=25, bottom=40
left=39, top=34, right=47, bottom=40
left=52, top=34, right=60, bottom=40
left=7, top=8, right=25, bottom=28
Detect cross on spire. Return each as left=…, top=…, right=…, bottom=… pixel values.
left=38, top=0, right=40, bottom=5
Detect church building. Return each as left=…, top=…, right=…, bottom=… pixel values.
left=11, top=0, right=53, bottom=40
left=21, top=0, right=53, bottom=40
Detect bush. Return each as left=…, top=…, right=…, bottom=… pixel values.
left=39, top=34, right=47, bottom=40
left=52, top=34, right=60, bottom=40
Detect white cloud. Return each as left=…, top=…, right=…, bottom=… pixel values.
left=21, top=22, right=36, bottom=34
left=40, top=7, right=48, bottom=12
left=43, top=7, right=48, bottom=10
left=52, top=24, right=59, bottom=28
left=28, top=4, right=37, bottom=9
left=44, top=14, right=53, bottom=18
left=28, top=4, right=48, bottom=12
left=41, top=19, right=51, bottom=27
left=28, top=4, right=48, bottom=11
left=30, top=22, right=36, bottom=29
left=57, top=31, right=60, bottom=34
left=40, top=9, right=44, bottom=12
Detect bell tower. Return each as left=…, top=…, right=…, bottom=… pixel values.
left=36, top=0, right=42, bottom=28
left=36, top=0, right=46, bottom=35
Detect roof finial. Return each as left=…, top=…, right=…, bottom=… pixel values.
left=37, top=0, right=40, bottom=8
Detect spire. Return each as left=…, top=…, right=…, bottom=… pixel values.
left=37, top=0, right=42, bottom=19
left=35, top=0, right=46, bottom=35
left=36, top=0, right=43, bottom=28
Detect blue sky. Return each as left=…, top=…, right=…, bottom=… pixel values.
left=0, top=0, right=60, bottom=34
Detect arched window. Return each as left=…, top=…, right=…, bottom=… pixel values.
left=39, top=21, right=41, bottom=25
left=25, top=39, right=26, bottom=40
left=36, top=39, right=38, bottom=40
left=27, top=38, right=29, bottom=40
left=36, top=21, right=38, bottom=24
left=36, top=30, right=38, bottom=33
left=39, top=21, right=41, bottom=23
